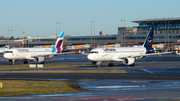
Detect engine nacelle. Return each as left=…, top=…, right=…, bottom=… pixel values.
left=34, top=57, right=45, bottom=62
left=123, top=58, right=135, bottom=65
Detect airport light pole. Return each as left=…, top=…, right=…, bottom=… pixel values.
left=56, top=22, right=58, bottom=38
left=168, top=17, right=169, bottom=50
left=124, top=19, right=126, bottom=47
left=22, top=31, right=25, bottom=48
left=59, top=21, right=60, bottom=35
left=7, top=29, right=10, bottom=47
left=165, top=17, right=166, bottom=47
left=11, top=29, right=13, bottom=46
left=121, top=19, right=123, bottom=47
left=93, top=20, right=95, bottom=48
left=91, top=20, right=92, bottom=48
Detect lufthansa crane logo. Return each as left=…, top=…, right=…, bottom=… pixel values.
left=148, top=37, right=152, bottom=46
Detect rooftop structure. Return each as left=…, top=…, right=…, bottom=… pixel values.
left=132, top=18, right=180, bottom=30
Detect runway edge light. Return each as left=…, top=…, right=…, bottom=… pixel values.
left=0, top=83, right=3, bottom=88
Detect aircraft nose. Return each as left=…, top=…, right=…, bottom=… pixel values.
left=3, top=54, right=8, bottom=59
left=87, top=54, right=93, bottom=61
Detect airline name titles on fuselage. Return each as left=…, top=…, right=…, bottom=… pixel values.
left=17, top=49, right=29, bottom=52
left=103, top=48, right=116, bottom=52
left=102, top=48, right=120, bottom=53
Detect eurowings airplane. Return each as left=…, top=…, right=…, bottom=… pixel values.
left=87, top=28, right=171, bottom=67
left=3, top=31, right=72, bottom=65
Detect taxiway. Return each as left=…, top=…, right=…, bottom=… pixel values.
left=0, top=54, right=180, bottom=100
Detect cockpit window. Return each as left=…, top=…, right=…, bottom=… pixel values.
left=5, top=51, right=13, bottom=53
left=90, top=51, right=98, bottom=53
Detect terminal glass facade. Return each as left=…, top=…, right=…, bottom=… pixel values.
left=137, top=19, right=180, bottom=29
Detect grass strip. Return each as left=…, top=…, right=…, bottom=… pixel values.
left=0, top=64, right=92, bottom=70
left=0, top=70, right=127, bottom=73
left=0, top=80, right=84, bottom=96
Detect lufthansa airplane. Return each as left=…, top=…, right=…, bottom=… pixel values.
left=3, top=31, right=72, bottom=65
left=87, top=28, right=171, bottom=67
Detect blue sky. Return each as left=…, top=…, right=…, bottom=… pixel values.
left=0, top=0, right=180, bottom=37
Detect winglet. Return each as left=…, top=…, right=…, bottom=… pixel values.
left=142, top=28, right=154, bottom=53
left=51, top=31, right=64, bottom=53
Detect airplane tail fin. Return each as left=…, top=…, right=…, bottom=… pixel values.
left=51, top=31, right=64, bottom=53
left=142, top=28, right=154, bottom=53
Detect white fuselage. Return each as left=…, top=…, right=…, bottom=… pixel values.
left=3, top=48, right=53, bottom=60
left=87, top=47, right=146, bottom=62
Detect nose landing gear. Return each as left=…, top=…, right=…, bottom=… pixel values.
left=108, top=62, right=114, bottom=67
left=9, top=59, right=15, bottom=65
left=91, top=61, right=102, bottom=68
left=96, top=61, right=102, bottom=68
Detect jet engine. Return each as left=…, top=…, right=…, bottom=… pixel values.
left=34, top=57, right=45, bottom=62
left=123, top=58, right=135, bottom=65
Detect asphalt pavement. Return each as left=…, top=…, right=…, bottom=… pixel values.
left=0, top=54, right=180, bottom=100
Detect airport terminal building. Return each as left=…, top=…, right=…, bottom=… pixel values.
left=1, top=17, right=180, bottom=48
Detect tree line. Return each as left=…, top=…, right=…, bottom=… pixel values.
left=0, top=36, right=15, bottom=40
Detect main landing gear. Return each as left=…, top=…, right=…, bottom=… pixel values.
left=41, top=61, right=45, bottom=64
left=108, top=62, right=114, bottom=67
left=23, top=60, right=28, bottom=64
left=129, top=63, right=135, bottom=67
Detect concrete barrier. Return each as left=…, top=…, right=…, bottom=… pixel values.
left=37, top=64, right=43, bottom=68
left=29, top=64, right=36, bottom=68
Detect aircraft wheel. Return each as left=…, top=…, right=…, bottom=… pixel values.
left=108, top=63, right=114, bottom=67
left=111, top=63, right=114, bottom=67
left=96, top=65, right=100, bottom=68
left=23, top=61, right=28, bottom=64
left=129, top=63, right=135, bottom=67
left=11, top=59, right=15, bottom=65
left=108, top=63, right=110, bottom=67
left=41, top=61, right=45, bottom=64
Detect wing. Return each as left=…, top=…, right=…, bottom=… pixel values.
left=119, top=52, right=172, bottom=59
left=81, top=53, right=89, bottom=55
left=31, top=52, right=75, bottom=58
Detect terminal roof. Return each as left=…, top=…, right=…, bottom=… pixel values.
left=132, top=18, right=180, bottom=23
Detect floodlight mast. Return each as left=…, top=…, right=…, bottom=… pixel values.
left=91, top=20, right=92, bottom=48
left=22, top=31, right=25, bottom=48
left=7, top=29, right=9, bottom=47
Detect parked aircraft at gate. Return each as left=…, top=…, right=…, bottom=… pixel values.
left=0, top=45, right=9, bottom=54
left=87, top=28, right=171, bottom=67
left=3, top=31, right=72, bottom=65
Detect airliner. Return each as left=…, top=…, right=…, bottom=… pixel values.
left=3, top=31, right=72, bottom=65
left=87, top=28, right=171, bottom=67
left=0, top=45, right=9, bottom=54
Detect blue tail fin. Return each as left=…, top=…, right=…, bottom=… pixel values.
left=142, top=28, right=154, bottom=53
left=51, top=31, right=64, bottom=53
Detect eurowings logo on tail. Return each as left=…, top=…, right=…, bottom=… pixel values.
left=51, top=31, right=64, bottom=53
